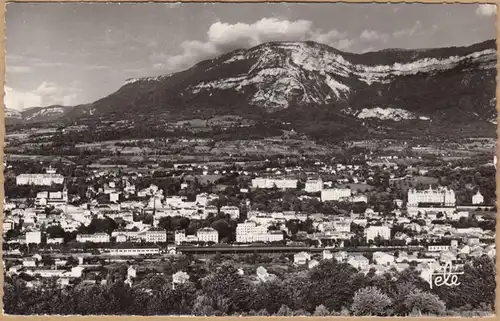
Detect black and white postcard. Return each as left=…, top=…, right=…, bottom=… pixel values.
left=2, top=2, right=497, bottom=316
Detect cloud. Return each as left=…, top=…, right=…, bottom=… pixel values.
left=4, top=82, right=81, bottom=110
left=310, top=29, right=353, bottom=49
left=207, top=18, right=313, bottom=50
left=393, top=20, right=423, bottom=38
left=151, top=18, right=352, bottom=72
left=4, top=86, right=42, bottom=110
left=475, top=4, right=496, bottom=16
left=359, top=30, right=390, bottom=43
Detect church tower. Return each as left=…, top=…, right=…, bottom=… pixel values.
left=62, top=179, right=68, bottom=204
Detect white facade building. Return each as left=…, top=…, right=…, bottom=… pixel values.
left=220, top=206, right=240, bottom=219
left=251, top=178, right=298, bottom=189
left=428, top=245, right=451, bottom=252
left=145, top=229, right=167, bottom=243
left=472, top=190, right=484, bottom=205
left=26, top=231, right=42, bottom=244
left=305, top=178, right=323, bottom=193
left=365, top=226, right=391, bottom=241
left=321, top=188, right=351, bottom=202
left=16, top=167, right=65, bottom=186
left=197, top=227, right=219, bottom=243
left=106, top=248, right=161, bottom=256
left=333, top=221, right=351, bottom=233
left=347, top=256, right=369, bottom=269
left=407, top=186, right=456, bottom=207
left=236, top=221, right=283, bottom=243
left=76, top=233, right=110, bottom=243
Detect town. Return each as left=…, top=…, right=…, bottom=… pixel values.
left=3, top=147, right=496, bottom=306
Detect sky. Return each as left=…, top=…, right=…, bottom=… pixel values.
left=4, top=2, right=497, bottom=111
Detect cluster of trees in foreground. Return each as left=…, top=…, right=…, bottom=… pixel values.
left=4, top=255, right=494, bottom=316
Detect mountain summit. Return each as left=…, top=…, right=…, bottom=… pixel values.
left=61, top=39, right=496, bottom=124
left=9, top=40, right=497, bottom=140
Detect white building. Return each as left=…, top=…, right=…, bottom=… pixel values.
left=197, top=227, right=219, bottom=243
left=351, top=195, right=368, bottom=203
left=322, top=250, right=333, bottom=260
left=16, top=166, right=65, bottom=186
left=347, top=255, right=369, bottom=269
left=321, top=188, right=351, bottom=202
left=110, top=192, right=120, bottom=203
left=365, top=226, right=391, bottom=241
left=127, top=266, right=137, bottom=279
left=76, top=233, right=110, bottom=243
left=26, top=230, right=42, bottom=244
left=428, top=245, right=451, bottom=252
left=174, top=231, right=199, bottom=245
left=47, top=237, right=64, bottom=244
left=236, top=221, right=283, bottom=243
left=3, top=220, right=14, bottom=232
left=333, top=221, right=351, bottom=233
left=220, top=206, right=240, bottom=219
left=472, top=190, right=484, bottom=205
left=294, top=252, right=311, bottom=265
left=36, top=187, right=69, bottom=207
left=407, top=186, right=456, bottom=207
left=145, top=228, right=167, bottom=243
left=305, top=178, right=323, bottom=193
left=106, top=247, right=161, bottom=256
left=373, top=252, right=395, bottom=265
left=251, top=178, right=298, bottom=189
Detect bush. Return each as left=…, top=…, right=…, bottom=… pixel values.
left=405, top=289, right=446, bottom=315
left=313, top=304, right=330, bottom=316
left=351, top=286, right=392, bottom=316
left=256, top=309, right=269, bottom=316
left=276, top=304, right=293, bottom=316
left=191, top=295, right=215, bottom=316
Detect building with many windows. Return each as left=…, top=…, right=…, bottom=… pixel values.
left=220, top=206, right=240, bottom=219
left=304, top=178, right=323, bottom=193
left=407, top=186, right=456, bottom=215
left=76, top=233, right=111, bottom=243
left=321, top=188, right=351, bottom=202
left=16, top=166, right=65, bottom=186
left=408, top=186, right=456, bottom=207
left=197, top=227, right=219, bottom=243
left=236, top=221, right=284, bottom=243
left=365, top=225, right=391, bottom=241
left=251, top=178, right=298, bottom=189
left=145, top=228, right=167, bottom=243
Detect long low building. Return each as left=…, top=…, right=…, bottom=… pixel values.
left=251, top=178, right=298, bottom=189
left=102, top=247, right=161, bottom=256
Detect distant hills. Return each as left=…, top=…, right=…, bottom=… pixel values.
left=5, top=105, right=74, bottom=125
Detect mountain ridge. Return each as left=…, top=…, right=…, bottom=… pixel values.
left=6, top=39, right=497, bottom=142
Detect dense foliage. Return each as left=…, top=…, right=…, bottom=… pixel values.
left=4, top=255, right=494, bottom=316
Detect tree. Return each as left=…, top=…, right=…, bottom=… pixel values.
left=432, top=256, right=495, bottom=310
left=46, top=225, right=65, bottom=239
left=191, top=295, right=215, bottom=316
left=314, top=304, right=331, bottom=316
left=307, top=259, right=363, bottom=311
left=351, top=286, right=392, bottom=316
left=405, top=289, right=446, bottom=315
left=201, top=262, right=252, bottom=314
left=276, top=304, right=293, bottom=316
left=41, top=255, right=55, bottom=267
